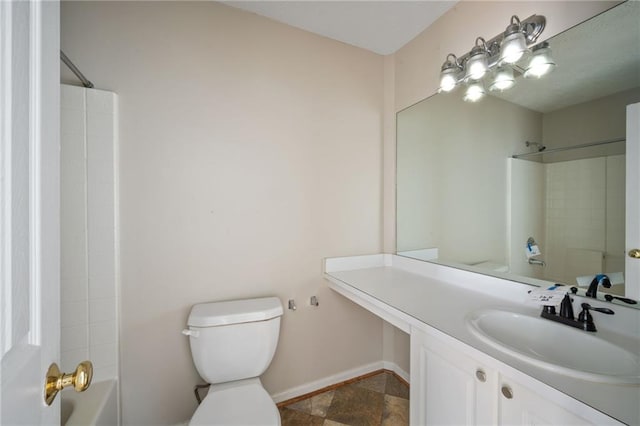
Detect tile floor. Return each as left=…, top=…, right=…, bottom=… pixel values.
left=278, top=371, right=409, bottom=426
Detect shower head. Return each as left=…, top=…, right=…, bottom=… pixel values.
left=525, top=141, right=546, bottom=152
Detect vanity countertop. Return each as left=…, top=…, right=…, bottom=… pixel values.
left=324, top=254, right=640, bottom=425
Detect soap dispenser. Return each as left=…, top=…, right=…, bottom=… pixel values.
left=559, top=293, right=574, bottom=319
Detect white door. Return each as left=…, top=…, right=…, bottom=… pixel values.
left=626, top=102, right=640, bottom=300
left=1, top=0, right=60, bottom=424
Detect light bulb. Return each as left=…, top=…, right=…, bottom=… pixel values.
left=439, top=69, right=458, bottom=92
left=465, top=39, right=489, bottom=81
left=464, top=83, right=485, bottom=102
left=500, top=16, right=529, bottom=64
left=490, top=67, right=515, bottom=91
left=439, top=54, right=461, bottom=92
left=465, top=55, right=488, bottom=81
left=500, top=32, right=528, bottom=64
left=524, top=43, right=556, bottom=78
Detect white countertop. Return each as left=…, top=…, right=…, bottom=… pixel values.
left=324, top=254, right=640, bottom=425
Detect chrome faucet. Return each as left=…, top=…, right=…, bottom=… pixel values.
left=528, top=258, right=546, bottom=266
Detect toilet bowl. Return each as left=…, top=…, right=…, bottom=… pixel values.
left=189, top=379, right=280, bottom=426
left=183, top=297, right=283, bottom=425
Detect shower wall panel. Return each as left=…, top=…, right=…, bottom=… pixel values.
left=61, top=84, right=118, bottom=382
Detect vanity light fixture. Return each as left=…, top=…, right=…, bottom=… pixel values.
left=524, top=42, right=556, bottom=78
left=438, top=14, right=552, bottom=101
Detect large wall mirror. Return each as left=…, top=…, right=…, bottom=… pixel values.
left=396, top=1, right=640, bottom=305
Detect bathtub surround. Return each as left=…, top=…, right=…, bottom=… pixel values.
left=61, top=379, right=118, bottom=426
left=543, top=156, right=625, bottom=285
left=61, top=1, right=618, bottom=424
left=60, top=85, right=118, bottom=383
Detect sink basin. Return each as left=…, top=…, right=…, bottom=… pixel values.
left=466, top=309, right=640, bottom=384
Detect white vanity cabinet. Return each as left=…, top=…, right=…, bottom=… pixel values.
left=325, top=255, right=638, bottom=425
left=410, top=325, right=497, bottom=424
left=410, top=325, right=624, bottom=426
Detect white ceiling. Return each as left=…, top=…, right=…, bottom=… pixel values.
left=223, top=1, right=458, bottom=55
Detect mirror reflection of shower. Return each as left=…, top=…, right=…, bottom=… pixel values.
left=509, top=139, right=626, bottom=295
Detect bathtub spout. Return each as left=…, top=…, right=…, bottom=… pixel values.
left=528, top=258, right=546, bottom=267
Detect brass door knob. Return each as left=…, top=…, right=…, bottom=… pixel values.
left=44, top=361, right=93, bottom=405
left=629, top=249, right=640, bottom=259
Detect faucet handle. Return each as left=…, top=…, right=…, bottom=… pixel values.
left=604, top=294, right=638, bottom=304
left=580, top=303, right=614, bottom=315
left=578, top=303, right=614, bottom=332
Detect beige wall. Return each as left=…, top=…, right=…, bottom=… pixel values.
left=62, top=2, right=384, bottom=424
left=543, top=87, right=640, bottom=150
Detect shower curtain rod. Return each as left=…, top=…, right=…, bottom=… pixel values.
left=60, top=50, right=94, bottom=88
left=512, top=137, right=625, bottom=159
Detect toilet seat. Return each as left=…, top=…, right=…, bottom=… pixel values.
left=189, top=381, right=281, bottom=426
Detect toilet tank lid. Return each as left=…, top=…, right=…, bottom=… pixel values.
left=188, top=297, right=283, bottom=327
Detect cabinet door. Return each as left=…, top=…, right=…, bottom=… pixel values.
left=497, top=377, right=610, bottom=426
left=411, top=327, right=496, bottom=425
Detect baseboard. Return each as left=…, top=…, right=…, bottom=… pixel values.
left=270, top=361, right=409, bottom=404
left=383, top=361, right=410, bottom=384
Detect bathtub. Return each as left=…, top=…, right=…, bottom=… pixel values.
left=62, top=379, right=118, bottom=426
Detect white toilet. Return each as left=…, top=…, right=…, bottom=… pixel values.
left=183, top=297, right=283, bottom=425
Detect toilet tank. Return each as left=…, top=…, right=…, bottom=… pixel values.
left=185, top=297, right=283, bottom=384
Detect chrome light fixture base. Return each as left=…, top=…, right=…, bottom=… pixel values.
left=438, top=14, right=552, bottom=101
